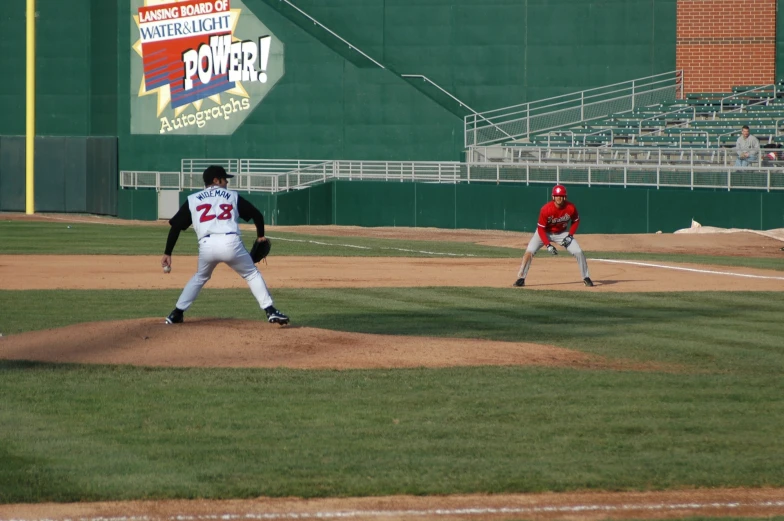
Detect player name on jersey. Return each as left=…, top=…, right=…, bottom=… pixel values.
left=196, top=188, right=232, bottom=201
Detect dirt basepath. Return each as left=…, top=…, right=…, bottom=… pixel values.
left=2, top=487, right=784, bottom=521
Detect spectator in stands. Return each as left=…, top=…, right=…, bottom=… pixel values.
left=735, top=125, right=760, bottom=167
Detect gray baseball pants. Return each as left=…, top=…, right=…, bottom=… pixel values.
left=518, top=231, right=590, bottom=280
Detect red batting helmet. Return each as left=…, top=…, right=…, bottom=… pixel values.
left=552, top=185, right=567, bottom=197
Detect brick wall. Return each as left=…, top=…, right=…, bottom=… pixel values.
left=676, top=0, right=776, bottom=94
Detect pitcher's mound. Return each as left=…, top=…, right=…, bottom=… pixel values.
left=0, top=318, right=657, bottom=370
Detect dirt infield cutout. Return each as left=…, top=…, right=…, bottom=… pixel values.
left=0, top=317, right=669, bottom=371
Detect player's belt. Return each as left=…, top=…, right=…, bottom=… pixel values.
left=203, top=232, right=238, bottom=238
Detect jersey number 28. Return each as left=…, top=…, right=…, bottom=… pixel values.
left=196, top=203, right=234, bottom=222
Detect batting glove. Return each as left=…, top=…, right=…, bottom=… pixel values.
left=560, top=235, right=573, bottom=248
left=546, top=244, right=558, bottom=255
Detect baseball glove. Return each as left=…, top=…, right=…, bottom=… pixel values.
left=560, top=234, right=574, bottom=248
left=250, top=238, right=271, bottom=263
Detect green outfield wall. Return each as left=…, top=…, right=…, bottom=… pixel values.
left=117, top=182, right=784, bottom=234
left=0, top=0, right=677, bottom=175
left=0, top=136, right=117, bottom=214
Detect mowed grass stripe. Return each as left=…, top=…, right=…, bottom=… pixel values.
left=2, top=221, right=783, bottom=270
left=0, top=221, right=518, bottom=258
left=1, top=362, right=783, bottom=502
left=1, top=288, right=783, bottom=374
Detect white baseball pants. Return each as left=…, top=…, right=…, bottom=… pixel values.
left=175, top=234, right=274, bottom=311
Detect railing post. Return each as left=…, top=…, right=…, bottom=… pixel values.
left=581, top=92, right=585, bottom=121
left=526, top=163, right=530, bottom=185
left=526, top=105, right=530, bottom=136
left=496, top=164, right=500, bottom=184
left=556, top=165, right=560, bottom=184
left=467, top=162, right=471, bottom=184
left=679, top=70, right=684, bottom=100
left=727, top=169, right=731, bottom=191
left=631, top=80, right=636, bottom=110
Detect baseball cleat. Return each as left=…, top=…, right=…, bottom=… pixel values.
left=583, top=277, right=594, bottom=287
left=165, top=308, right=184, bottom=324
left=513, top=277, right=525, bottom=287
left=265, top=306, right=290, bottom=325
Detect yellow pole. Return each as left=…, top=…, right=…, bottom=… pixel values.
left=25, top=0, right=35, bottom=215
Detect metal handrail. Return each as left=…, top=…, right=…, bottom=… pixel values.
left=715, top=130, right=740, bottom=148
left=678, top=130, right=709, bottom=147
left=181, top=158, right=240, bottom=174
left=638, top=106, right=696, bottom=134
left=720, top=84, right=776, bottom=112
left=468, top=144, right=784, bottom=169
left=546, top=130, right=574, bottom=146
left=579, top=128, right=614, bottom=147
left=400, top=75, right=477, bottom=113
left=471, top=84, right=679, bottom=148
left=275, top=0, right=385, bottom=69
left=473, top=71, right=680, bottom=117
left=401, top=75, right=515, bottom=142
left=465, top=71, right=683, bottom=146
left=120, top=160, right=784, bottom=193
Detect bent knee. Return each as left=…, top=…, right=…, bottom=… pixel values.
left=242, top=269, right=261, bottom=281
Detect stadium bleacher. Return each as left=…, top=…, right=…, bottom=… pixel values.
left=521, top=81, right=784, bottom=151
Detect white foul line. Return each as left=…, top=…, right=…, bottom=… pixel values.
left=594, top=259, right=784, bottom=281
left=268, top=236, right=477, bottom=257
left=4, top=500, right=784, bottom=521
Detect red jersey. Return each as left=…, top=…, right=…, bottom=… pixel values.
left=537, top=201, right=580, bottom=245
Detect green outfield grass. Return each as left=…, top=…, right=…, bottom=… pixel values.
left=1, top=361, right=782, bottom=502
left=1, top=288, right=783, bottom=374
left=2, top=221, right=783, bottom=504
left=0, top=221, right=519, bottom=258
left=1, top=288, right=784, bottom=502
left=2, top=221, right=783, bottom=270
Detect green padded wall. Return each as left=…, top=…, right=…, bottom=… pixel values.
left=117, top=188, right=157, bottom=220
left=35, top=0, right=92, bottom=136
left=0, top=0, right=117, bottom=136
left=272, top=182, right=784, bottom=233
left=91, top=0, right=119, bottom=136
left=0, top=137, right=26, bottom=211
left=121, top=182, right=784, bottom=231
left=275, top=0, right=677, bottom=112
left=0, top=136, right=117, bottom=214
left=0, top=2, right=25, bottom=136
left=85, top=137, right=119, bottom=215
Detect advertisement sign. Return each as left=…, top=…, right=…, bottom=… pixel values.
left=131, top=0, right=284, bottom=135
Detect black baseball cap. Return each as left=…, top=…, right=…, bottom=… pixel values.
left=203, top=165, right=235, bottom=185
